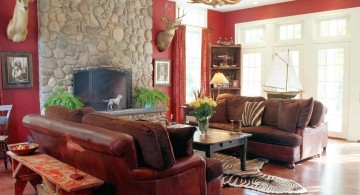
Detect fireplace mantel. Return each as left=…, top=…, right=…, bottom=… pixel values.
left=100, top=107, right=169, bottom=125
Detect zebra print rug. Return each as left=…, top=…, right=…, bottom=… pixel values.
left=213, top=153, right=308, bottom=194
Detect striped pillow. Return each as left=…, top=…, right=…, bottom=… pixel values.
left=241, top=101, right=265, bottom=127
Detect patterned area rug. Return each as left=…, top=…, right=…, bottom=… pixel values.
left=213, top=153, right=308, bottom=194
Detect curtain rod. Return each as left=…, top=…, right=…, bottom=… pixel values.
left=183, top=24, right=213, bottom=31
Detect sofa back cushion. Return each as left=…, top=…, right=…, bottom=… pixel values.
left=278, top=101, right=300, bottom=133
left=285, top=98, right=314, bottom=129
left=241, top=101, right=265, bottom=126
left=262, top=98, right=314, bottom=129
left=216, top=94, right=265, bottom=121
left=45, top=106, right=96, bottom=123
left=262, top=99, right=281, bottom=127
left=82, top=112, right=175, bottom=170
left=209, top=99, right=227, bottom=123
left=308, top=100, right=326, bottom=127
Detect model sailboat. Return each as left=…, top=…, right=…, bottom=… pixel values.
left=264, top=50, right=303, bottom=99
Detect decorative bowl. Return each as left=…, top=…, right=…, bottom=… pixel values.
left=9, top=143, right=39, bottom=155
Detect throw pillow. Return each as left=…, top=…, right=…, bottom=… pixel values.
left=241, top=101, right=265, bottom=127
left=209, top=99, right=227, bottom=123
left=166, top=124, right=197, bottom=158
left=278, top=101, right=301, bottom=133
left=308, top=100, right=326, bottom=128
left=296, top=97, right=314, bottom=129
left=262, top=99, right=281, bottom=127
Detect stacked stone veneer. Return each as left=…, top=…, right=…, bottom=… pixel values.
left=37, top=0, right=153, bottom=107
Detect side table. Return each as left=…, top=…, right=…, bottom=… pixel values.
left=7, top=151, right=104, bottom=195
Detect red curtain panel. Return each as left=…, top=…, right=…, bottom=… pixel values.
left=172, top=25, right=186, bottom=124
left=201, top=28, right=211, bottom=97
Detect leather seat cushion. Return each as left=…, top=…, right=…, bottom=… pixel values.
left=83, top=112, right=175, bottom=170
left=204, top=157, right=223, bottom=182
left=242, top=126, right=302, bottom=147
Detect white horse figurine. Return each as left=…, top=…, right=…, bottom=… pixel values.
left=7, top=0, right=33, bottom=42
left=108, top=95, right=123, bottom=110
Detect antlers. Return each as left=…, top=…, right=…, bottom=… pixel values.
left=162, top=3, right=186, bottom=26
left=189, top=0, right=240, bottom=7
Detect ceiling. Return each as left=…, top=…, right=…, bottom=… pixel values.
left=174, top=0, right=295, bottom=12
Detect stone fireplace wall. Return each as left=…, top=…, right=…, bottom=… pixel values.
left=37, top=0, right=153, bottom=106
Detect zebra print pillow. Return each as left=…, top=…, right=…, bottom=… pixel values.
left=241, top=101, right=265, bottom=126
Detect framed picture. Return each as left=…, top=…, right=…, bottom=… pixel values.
left=1, top=52, right=33, bottom=89
left=154, top=59, right=171, bottom=86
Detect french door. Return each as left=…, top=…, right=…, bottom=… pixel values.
left=315, top=42, right=349, bottom=138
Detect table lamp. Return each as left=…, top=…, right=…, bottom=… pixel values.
left=210, top=72, right=229, bottom=97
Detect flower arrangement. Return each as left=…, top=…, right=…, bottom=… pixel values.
left=189, top=97, right=217, bottom=119
left=188, top=97, right=217, bottom=134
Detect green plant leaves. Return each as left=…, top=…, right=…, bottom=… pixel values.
left=133, top=87, right=170, bottom=108
left=44, top=88, right=84, bottom=110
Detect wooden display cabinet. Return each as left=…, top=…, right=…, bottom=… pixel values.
left=209, top=45, right=242, bottom=99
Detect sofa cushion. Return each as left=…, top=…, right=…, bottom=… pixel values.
left=278, top=101, right=300, bottom=133
left=209, top=99, right=227, bottom=123
left=296, top=98, right=314, bottom=129
left=225, top=96, right=266, bottom=121
left=242, top=126, right=302, bottom=147
left=82, top=112, right=175, bottom=170
left=308, top=100, right=326, bottom=127
left=45, top=106, right=83, bottom=123
left=286, top=98, right=314, bottom=129
left=166, top=124, right=196, bottom=158
left=262, top=99, right=281, bottom=127
left=204, top=157, right=223, bottom=182
left=80, top=106, right=96, bottom=115
left=241, top=101, right=265, bottom=127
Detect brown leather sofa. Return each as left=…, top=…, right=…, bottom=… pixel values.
left=189, top=94, right=328, bottom=168
left=23, top=106, right=223, bottom=195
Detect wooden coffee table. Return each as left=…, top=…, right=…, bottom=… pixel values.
left=193, top=128, right=251, bottom=171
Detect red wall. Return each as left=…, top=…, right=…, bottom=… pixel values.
left=222, top=0, right=360, bottom=38
left=152, top=0, right=177, bottom=119
left=0, top=1, right=40, bottom=143
left=208, top=10, right=226, bottom=44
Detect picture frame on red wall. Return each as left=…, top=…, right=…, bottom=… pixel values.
left=154, top=59, right=171, bottom=87
left=1, top=52, right=33, bottom=89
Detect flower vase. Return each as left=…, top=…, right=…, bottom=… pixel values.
left=197, top=117, right=209, bottom=134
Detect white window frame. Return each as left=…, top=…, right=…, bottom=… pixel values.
left=276, top=22, right=303, bottom=42
left=314, top=15, right=351, bottom=41
left=237, top=25, right=266, bottom=46
left=176, top=3, right=207, bottom=28
left=241, top=49, right=264, bottom=96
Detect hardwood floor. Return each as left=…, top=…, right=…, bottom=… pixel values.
left=1, top=138, right=359, bottom=195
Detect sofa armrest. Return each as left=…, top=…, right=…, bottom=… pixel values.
left=130, top=155, right=206, bottom=180
left=296, top=122, right=328, bottom=159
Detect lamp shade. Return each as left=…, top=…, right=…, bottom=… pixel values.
left=210, top=72, right=229, bottom=85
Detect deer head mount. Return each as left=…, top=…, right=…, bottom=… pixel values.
left=155, top=4, right=186, bottom=52
left=7, top=0, right=34, bottom=42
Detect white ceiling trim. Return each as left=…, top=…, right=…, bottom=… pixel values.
left=172, top=0, right=295, bottom=12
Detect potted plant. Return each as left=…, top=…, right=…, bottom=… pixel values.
left=133, top=87, right=169, bottom=108
left=44, top=88, right=84, bottom=109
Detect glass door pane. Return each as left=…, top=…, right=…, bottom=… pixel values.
left=316, top=43, right=349, bottom=138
